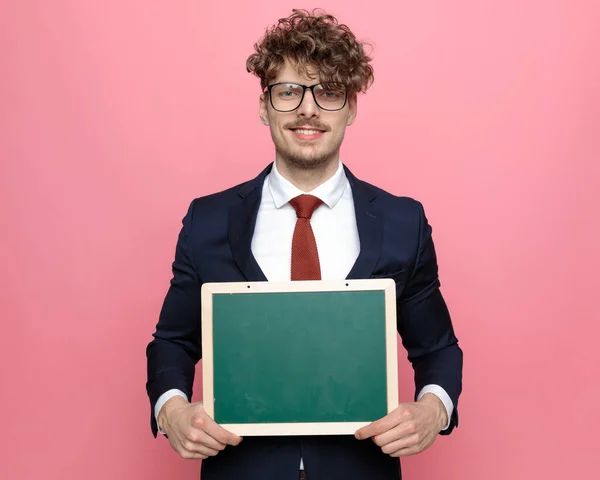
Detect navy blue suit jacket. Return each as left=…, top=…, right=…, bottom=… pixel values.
left=146, top=164, right=463, bottom=480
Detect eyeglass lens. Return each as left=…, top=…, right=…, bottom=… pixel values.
left=270, top=84, right=346, bottom=112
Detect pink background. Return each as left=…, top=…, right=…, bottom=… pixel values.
left=1, top=1, right=599, bottom=478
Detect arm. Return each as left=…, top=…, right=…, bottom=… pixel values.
left=146, top=201, right=241, bottom=457
left=146, top=200, right=202, bottom=437
left=356, top=201, right=463, bottom=454
left=398, top=200, right=462, bottom=434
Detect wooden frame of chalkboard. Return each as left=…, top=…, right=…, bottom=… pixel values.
left=201, top=279, right=398, bottom=436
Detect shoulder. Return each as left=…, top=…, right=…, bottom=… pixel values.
left=189, top=180, right=248, bottom=212
left=352, top=177, right=426, bottom=223
left=178, top=176, right=260, bottom=235
left=186, top=162, right=271, bottom=219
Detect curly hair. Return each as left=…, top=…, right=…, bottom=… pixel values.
left=246, top=9, right=374, bottom=95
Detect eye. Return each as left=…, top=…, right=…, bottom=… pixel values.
left=273, top=84, right=302, bottom=99
left=317, top=88, right=345, bottom=100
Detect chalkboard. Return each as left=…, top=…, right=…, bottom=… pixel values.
left=201, top=279, right=398, bottom=436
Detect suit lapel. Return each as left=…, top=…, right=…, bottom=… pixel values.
left=228, top=165, right=272, bottom=282
left=344, top=166, right=384, bottom=280
left=229, top=163, right=383, bottom=282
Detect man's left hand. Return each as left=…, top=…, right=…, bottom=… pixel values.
left=354, top=393, right=448, bottom=457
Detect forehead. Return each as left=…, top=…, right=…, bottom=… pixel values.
left=272, top=58, right=320, bottom=84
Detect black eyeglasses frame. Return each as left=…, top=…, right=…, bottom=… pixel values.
left=264, top=82, right=348, bottom=112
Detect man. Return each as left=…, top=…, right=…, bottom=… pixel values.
left=146, top=9, right=462, bottom=480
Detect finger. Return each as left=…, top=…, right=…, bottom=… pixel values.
left=178, top=450, right=207, bottom=460
left=354, top=420, right=383, bottom=440
left=355, top=410, right=403, bottom=440
left=393, top=445, right=422, bottom=457
left=371, top=423, right=415, bottom=448
left=193, top=415, right=243, bottom=446
left=185, top=429, right=227, bottom=452
left=178, top=444, right=219, bottom=460
left=377, top=434, right=419, bottom=456
left=185, top=442, right=221, bottom=457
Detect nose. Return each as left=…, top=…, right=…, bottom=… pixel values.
left=296, top=88, right=320, bottom=118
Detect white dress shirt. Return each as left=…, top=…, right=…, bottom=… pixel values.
left=251, top=160, right=360, bottom=281
left=155, top=162, right=454, bottom=459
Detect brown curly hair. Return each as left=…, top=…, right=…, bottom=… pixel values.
left=246, top=9, right=374, bottom=95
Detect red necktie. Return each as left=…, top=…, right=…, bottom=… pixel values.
left=289, top=194, right=323, bottom=281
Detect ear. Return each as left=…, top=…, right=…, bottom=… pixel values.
left=259, top=93, right=270, bottom=126
left=346, top=93, right=358, bottom=126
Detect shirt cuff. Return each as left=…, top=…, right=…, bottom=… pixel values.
left=154, top=389, right=188, bottom=435
left=417, top=384, right=454, bottom=431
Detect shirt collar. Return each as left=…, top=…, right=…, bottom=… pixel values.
left=267, top=161, right=347, bottom=209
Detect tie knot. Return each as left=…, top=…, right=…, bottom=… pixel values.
left=289, top=194, right=323, bottom=219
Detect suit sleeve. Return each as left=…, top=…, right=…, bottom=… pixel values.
left=396, top=201, right=463, bottom=434
left=146, top=200, right=202, bottom=437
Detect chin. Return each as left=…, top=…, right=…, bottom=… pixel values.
left=284, top=154, right=331, bottom=170
left=279, top=146, right=338, bottom=170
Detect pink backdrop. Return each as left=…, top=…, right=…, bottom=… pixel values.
left=2, top=1, right=599, bottom=478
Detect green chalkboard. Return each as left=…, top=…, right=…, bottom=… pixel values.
left=201, top=280, right=398, bottom=436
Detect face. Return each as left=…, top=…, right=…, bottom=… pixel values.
left=259, top=58, right=357, bottom=170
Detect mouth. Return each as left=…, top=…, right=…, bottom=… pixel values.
left=288, top=127, right=326, bottom=141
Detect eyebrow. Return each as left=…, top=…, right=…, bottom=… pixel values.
left=270, top=81, right=322, bottom=86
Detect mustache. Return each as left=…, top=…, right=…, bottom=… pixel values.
left=285, top=120, right=329, bottom=131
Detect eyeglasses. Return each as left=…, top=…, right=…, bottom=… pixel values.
left=264, top=83, right=348, bottom=112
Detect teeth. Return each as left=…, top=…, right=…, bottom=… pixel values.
left=295, top=129, right=322, bottom=135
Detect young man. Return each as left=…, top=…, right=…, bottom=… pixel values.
left=146, top=9, right=462, bottom=480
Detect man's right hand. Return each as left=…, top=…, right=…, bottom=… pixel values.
left=157, top=396, right=243, bottom=459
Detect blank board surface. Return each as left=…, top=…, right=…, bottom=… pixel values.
left=202, top=280, right=398, bottom=436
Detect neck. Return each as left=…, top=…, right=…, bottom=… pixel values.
left=275, top=157, right=340, bottom=192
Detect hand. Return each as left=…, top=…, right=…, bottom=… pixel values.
left=354, top=393, right=447, bottom=457
left=158, top=396, right=243, bottom=459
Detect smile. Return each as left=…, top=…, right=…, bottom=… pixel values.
left=290, top=128, right=325, bottom=140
